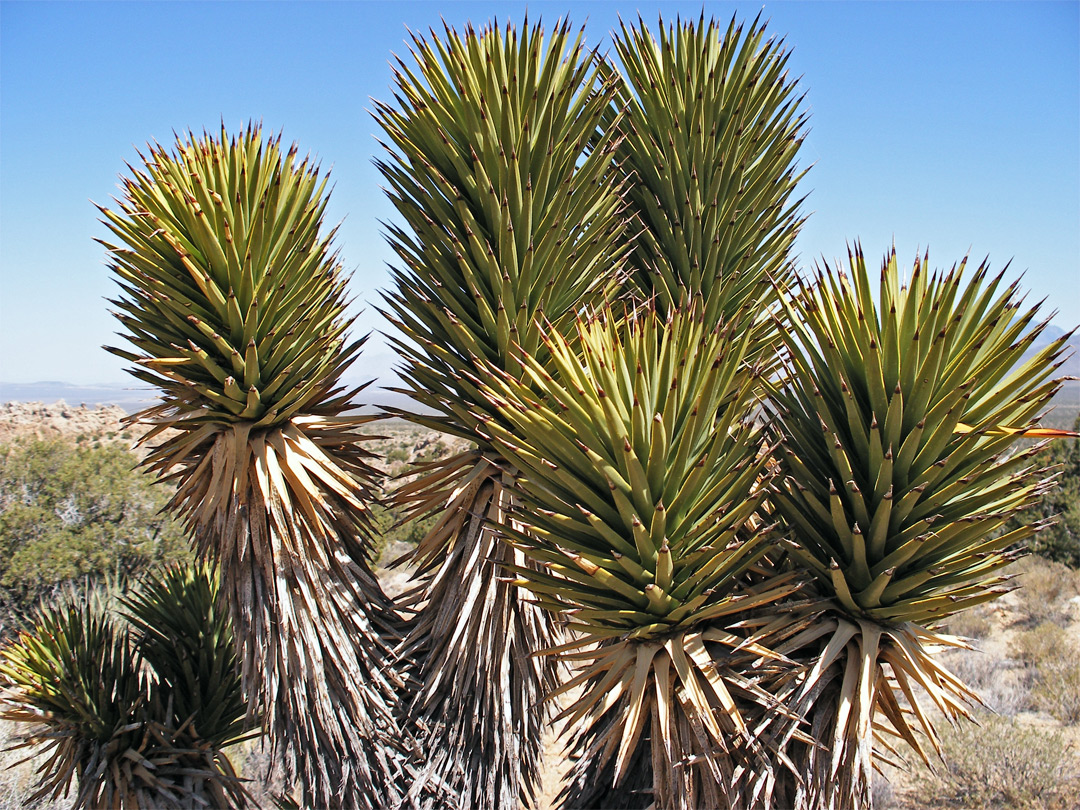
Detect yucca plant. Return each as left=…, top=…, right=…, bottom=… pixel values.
left=99, top=124, right=407, bottom=809
left=123, top=562, right=250, bottom=765
left=479, top=306, right=811, bottom=810
left=0, top=566, right=250, bottom=809
left=374, top=19, right=627, bottom=808
left=768, top=245, right=1073, bottom=809
left=546, top=16, right=810, bottom=805
left=606, top=14, right=807, bottom=337
left=84, top=12, right=1079, bottom=810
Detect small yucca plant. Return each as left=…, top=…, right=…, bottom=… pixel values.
left=0, top=566, right=251, bottom=809
left=480, top=306, right=807, bottom=810
left=768, top=246, right=1072, bottom=809
left=100, top=124, right=406, bottom=809
left=123, top=563, right=250, bottom=759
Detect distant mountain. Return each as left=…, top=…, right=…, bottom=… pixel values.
left=4, top=322, right=1076, bottom=416
left=0, top=381, right=158, bottom=414
left=1023, top=325, right=1079, bottom=379
left=0, top=379, right=431, bottom=416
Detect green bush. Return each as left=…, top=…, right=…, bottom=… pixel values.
left=1011, top=416, right=1080, bottom=568
left=911, top=711, right=1076, bottom=808
left=368, top=503, right=438, bottom=564
left=0, top=439, right=190, bottom=618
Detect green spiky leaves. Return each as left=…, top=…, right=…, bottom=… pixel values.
left=376, top=19, right=626, bottom=442
left=123, top=563, right=251, bottom=754
left=485, top=307, right=777, bottom=637
left=0, top=590, right=148, bottom=808
left=102, top=125, right=407, bottom=810
left=375, top=21, right=633, bottom=809
left=0, top=567, right=250, bottom=809
left=773, top=246, right=1070, bottom=625
left=481, top=307, right=802, bottom=798
left=101, top=124, right=362, bottom=427
left=608, top=14, right=807, bottom=326
left=762, top=247, right=1072, bottom=808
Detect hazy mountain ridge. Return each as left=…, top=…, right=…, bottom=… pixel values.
left=0, top=381, right=425, bottom=415
left=4, top=326, right=1077, bottom=414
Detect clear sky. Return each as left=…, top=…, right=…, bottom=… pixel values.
left=1, top=0, right=1077, bottom=386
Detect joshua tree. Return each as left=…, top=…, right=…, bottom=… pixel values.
left=0, top=564, right=251, bottom=809
left=548, top=16, right=809, bottom=805
left=478, top=305, right=811, bottom=810
left=375, top=15, right=1072, bottom=810
left=87, top=12, right=1074, bottom=810
left=605, top=13, right=807, bottom=328
left=374, top=19, right=627, bottom=808
left=98, top=125, right=409, bottom=809
left=766, top=247, right=1072, bottom=809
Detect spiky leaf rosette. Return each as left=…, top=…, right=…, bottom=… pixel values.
left=123, top=563, right=251, bottom=757
left=768, top=246, right=1072, bottom=808
left=102, top=126, right=362, bottom=428
left=376, top=18, right=626, bottom=442
left=100, top=125, right=408, bottom=810
left=374, top=20, right=626, bottom=809
left=481, top=307, right=806, bottom=810
left=605, top=14, right=807, bottom=335
left=0, top=583, right=249, bottom=809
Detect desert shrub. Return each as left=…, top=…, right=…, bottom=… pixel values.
left=414, top=441, right=449, bottom=463
left=0, top=439, right=190, bottom=620
left=1014, top=622, right=1072, bottom=666
left=1028, top=633, right=1080, bottom=725
left=368, top=504, right=438, bottom=564
left=1011, top=555, right=1080, bottom=626
left=941, top=648, right=1033, bottom=716
left=944, top=604, right=995, bottom=639
left=1005, top=623, right=1080, bottom=724
left=385, top=446, right=410, bottom=463
left=911, top=711, right=1075, bottom=808
left=1032, top=655, right=1080, bottom=725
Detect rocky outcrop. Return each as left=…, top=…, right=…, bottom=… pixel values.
left=0, top=401, right=138, bottom=446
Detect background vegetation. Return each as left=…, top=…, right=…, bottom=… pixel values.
left=1009, top=416, right=1080, bottom=567
left=0, top=438, right=189, bottom=623
left=0, top=422, right=461, bottom=626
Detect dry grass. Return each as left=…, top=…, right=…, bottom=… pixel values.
left=1011, top=556, right=1080, bottom=627
left=942, top=603, right=996, bottom=639
left=907, top=711, right=1077, bottom=809
left=1030, top=639, right=1080, bottom=725
left=0, top=722, right=73, bottom=810
left=939, top=646, right=1034, bottom=717
left=1015, top=622, right=1073, bottom=665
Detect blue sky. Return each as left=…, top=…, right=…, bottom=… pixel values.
left=1, top=0, right=1077, bottom=386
